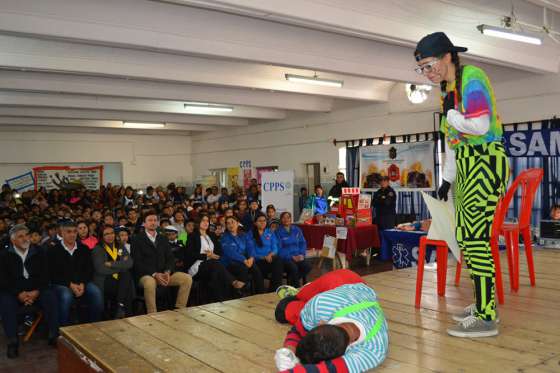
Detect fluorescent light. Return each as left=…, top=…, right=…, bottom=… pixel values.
left=184, top=102, right=233, bottom=114
left=477, top=24, right=542, bottom=45
left=123, top=122, right=165, bottom=129
left=13, top=193, right=21, bottom=198
left=285, top=74, right=344, bottom=88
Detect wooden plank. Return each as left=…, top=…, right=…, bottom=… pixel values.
left=60, top=323, right=158, bottom=373
left=148, top=310, right=277, bottom=372
left=94, top=318, right=218, bottom=373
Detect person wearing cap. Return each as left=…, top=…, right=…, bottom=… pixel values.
left=164, top=225, right=187, bottom=272
left=372, top=176, right=397, bottom=230
left=92, top=225, right=134, bottom=319
left=0, top=224, right=59, bottom=358
left=414, top=32, right=509, bottom=337
left=48, top=220, right=103, bottom=326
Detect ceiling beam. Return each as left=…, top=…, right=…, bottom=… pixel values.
left=0, top=71, right=334, bottom=112
left=0, top=107, right=249, bottom=126
left=0, top=91, right=286, bottom=120
left=0, top=35, right=390, bottom=101
left=0, top=117, right=215, bottom=131
left=0, top=0, right=556, bottom=82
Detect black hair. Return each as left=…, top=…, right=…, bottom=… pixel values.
left=314, top=184, right=323, bottom=191
left=251, top=213, right=267, bottom=247
left=266, top=204, right=276, bottom=212
left=440, top=52, right=462, bottom=105
left=295, top=325, right=350, bottom=364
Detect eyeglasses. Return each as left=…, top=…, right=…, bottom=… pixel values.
left=414, top=59, right=440, bottom=75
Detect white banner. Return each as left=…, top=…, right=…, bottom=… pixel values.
left=359, top=142, right=435, bottom=192
left=261, top=170, right=294, bottom=216
left=33, top=166, right=103, bottom=190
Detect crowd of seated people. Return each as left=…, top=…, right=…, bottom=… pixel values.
left=0, top=180, right=310, bottom=358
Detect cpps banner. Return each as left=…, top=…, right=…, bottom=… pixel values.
left=359, top=142, right=435, bottom=192
left=33, top=166, right=104, bottom=191
left=5, top=172, right=35, bottom=192
left=504, top=126, right=560, bottom=157
left=261, top=170, right=294, bottom=216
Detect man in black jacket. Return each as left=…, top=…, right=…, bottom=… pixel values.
left=132, top=212, right=192, bottom=313
left=373, top=176, right=397, bottom=230
left=48, top=220, right=103, bottom=326
left=328, top=172, right=349, bottom=206
left=0, top=224, right=59, bottom=358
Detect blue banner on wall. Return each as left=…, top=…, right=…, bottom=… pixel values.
left=503, top=127, right=560, bottom=158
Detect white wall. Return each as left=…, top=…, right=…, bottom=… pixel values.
left=0, top=130, right=192, bottom=188
left=191, top=71, right=560, bottom=187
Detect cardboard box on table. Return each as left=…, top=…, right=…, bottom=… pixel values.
left=339, top=188, right=372, bottom=227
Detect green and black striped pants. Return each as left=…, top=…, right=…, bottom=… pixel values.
left=455, top=141, right=509, bottom=321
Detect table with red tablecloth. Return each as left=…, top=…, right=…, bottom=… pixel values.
left=297, top=224, right=380, bottom=260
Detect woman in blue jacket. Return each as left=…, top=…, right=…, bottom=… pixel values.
left=220, top=216, right=264, bottom=294
left=276, top=212, right=311, bottom=287
left=250, top=213, right=284, bottom=292
left=305, top=185, right=329, bottom=215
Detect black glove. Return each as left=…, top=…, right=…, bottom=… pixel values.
left=437, top=180, right=451, bottom=201
left=442, top=91, right=455, bottom=116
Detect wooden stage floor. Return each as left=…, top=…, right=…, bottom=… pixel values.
left=58, top=248, right=560, bottom=373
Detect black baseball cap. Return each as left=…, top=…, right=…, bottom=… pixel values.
left=414, top=32, right=467, bottom=62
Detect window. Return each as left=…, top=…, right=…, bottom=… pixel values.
left=209, top=168, right=227, bottom=188
left=338, top=147, right=346, bottom=177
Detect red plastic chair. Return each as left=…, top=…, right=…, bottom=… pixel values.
left=495, top=168, right=543, bottom=292
left=415, top=236, right=462, bottom=308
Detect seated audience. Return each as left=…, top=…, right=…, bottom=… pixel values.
left=276, top=212, right=311, bottom=287
left=220, top=216, right=264, bottom=294
left=305, top=185, right=329, bottom=215
left=165, top=225, right=186, bottom=272
left=251, top=214, right=284, bottom=292
left=171, top=210, right=186, bottom=235
left=236, top=200, right=253, bottom=231
left=266, top=204, right=277, bottom=223
left=92, top=225, right=134, bottom=318
left=550, top=204, right=560, bottom=221
left=131, top=211, right=192, bottom=313
left=185, top=214, right=244, bottom=302
left=0, top=224, right=59, bottom=359
left=115, top=225, right=131, bottom=254
left=48, top=220, right=103, bottom=326
left=77, top=221, right=98, bottom=250
left=206, top=186, right=221, bottom=205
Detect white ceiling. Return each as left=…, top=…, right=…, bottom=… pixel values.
left=0, top=0, right=557, bottom=134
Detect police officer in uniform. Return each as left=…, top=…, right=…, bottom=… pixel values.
left=372, top=176, right=397, bottom=230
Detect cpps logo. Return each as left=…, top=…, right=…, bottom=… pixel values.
left=263, top=181, right=291, bottom=192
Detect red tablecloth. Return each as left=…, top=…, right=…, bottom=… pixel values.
left=297, top=224, right=380, bottom=259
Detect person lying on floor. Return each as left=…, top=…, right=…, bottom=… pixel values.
left=274, top=269, right=389, bottom=373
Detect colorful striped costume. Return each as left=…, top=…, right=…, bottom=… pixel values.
left=441, top=65, right=510, bottom=321
left=279, top=269, right=389, bottom=373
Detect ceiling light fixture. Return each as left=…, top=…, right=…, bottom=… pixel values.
left=285, top=73, right=343, bottom=88
left=477, top=24, right=542, bottom=45
left=123, top=122, right=165, bottom=129
left=406, top=84, right=432, bottom=104
left=184, top=102, right=233, bottom=114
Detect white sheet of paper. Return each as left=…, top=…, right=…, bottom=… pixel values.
left=421, top=192, right=461, bottom=262
left=336, top=226, right=348, bottom=240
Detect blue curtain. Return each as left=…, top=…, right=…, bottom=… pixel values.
left=345, top=141, right=360, bottom=187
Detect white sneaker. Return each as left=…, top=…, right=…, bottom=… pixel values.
left=452, top=303, right=500, bottom=323
left=447, top=315, right=499, bottom=338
